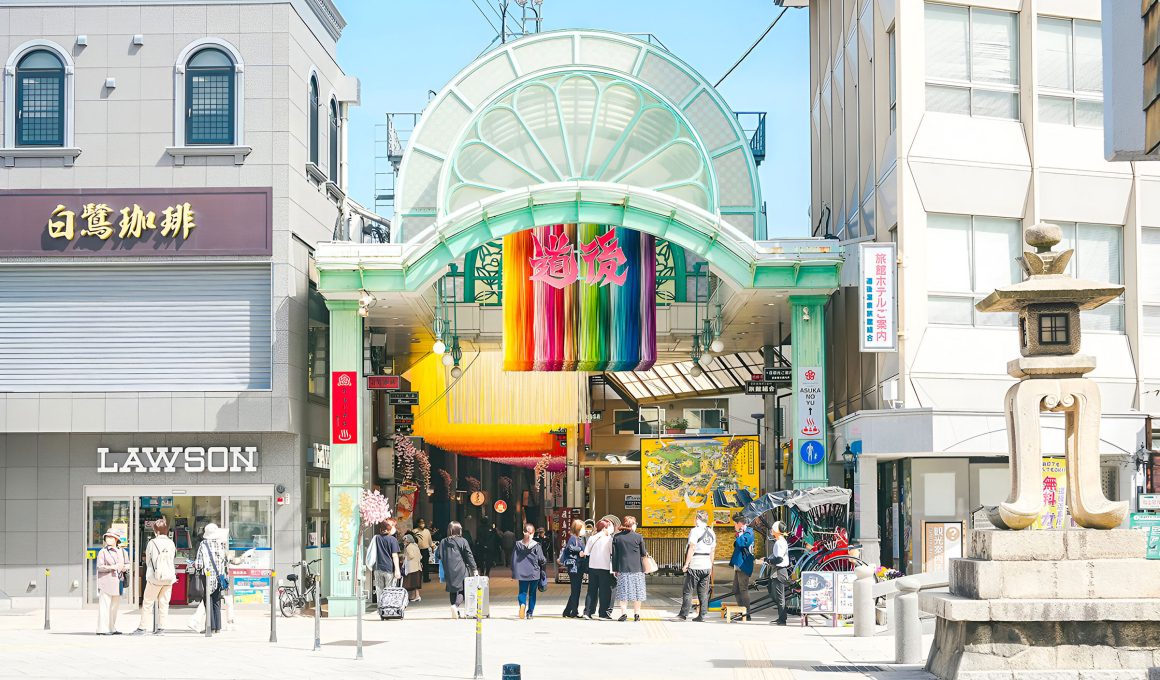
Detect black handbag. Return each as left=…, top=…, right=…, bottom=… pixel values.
left=187, top=568, right=205, bottom=603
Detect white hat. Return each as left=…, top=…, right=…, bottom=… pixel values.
left=102, top=529, right=122, bottom=541
left=202, top=523, right=219, bottom=537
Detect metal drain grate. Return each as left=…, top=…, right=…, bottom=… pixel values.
left=811, top=665, right=886, bottom=673
left=324, top=640, right=386, bottom=647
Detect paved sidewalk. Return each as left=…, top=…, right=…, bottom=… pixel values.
left=1, top=577, right=935, bottom=680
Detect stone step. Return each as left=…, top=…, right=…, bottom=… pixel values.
left=950, top=556, right=1160, bottom=600
left=967, top=528, right=1145, bottom=561
left=920, top=591, right=1160, bottom=622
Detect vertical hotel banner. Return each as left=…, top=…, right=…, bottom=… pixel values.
left=503, top=225, right=656, bottom=372
left=331, top=371, right=359, bottom=445
left=860, top=242, right=896, bottom=352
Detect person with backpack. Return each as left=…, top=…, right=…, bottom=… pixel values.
left=132, top=518, right=177, bottom=635
left=673, top=510, right=716, bottom=622
left=365, top=519, right=402, bottom=605
left=728, top=513, right=756, bottom=622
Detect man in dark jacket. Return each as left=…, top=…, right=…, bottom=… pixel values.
left=500, top=528, right=516, bottom=566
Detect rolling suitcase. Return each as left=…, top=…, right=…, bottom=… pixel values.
left=463, top=575, right=490, bottom=618
left=377, top=586, right=408, bottom=620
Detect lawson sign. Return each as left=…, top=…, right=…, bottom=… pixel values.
left=98, top=446, right=258, bottom=473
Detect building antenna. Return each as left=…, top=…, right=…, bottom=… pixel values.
left=715, top=8, right=788, bottom=88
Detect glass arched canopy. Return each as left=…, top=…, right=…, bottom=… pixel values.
left=395, top=30, right=764, bottom=249
left=446, top=73, right=714, bottom=215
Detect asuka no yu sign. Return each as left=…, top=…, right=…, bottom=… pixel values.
left=502, top=224, right=656, bottom=372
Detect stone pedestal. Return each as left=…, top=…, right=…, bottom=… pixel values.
left=921, top=529, right=1160, bottom=680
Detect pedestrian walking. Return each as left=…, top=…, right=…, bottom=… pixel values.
left=415, top=519, right=434, bottom=582
left=95, top=529, right=129, bottom=635
left=401, top=532, right=424, bottom=602
left=534, top=527, right=552, bottom=563
left=765, top=521, right=790, bottom=626
left=674, top=510, right=715, bottom=622
left=611, top=515, right=650, bottom=622
left=512, top=523, right=547, bottom=620
left=729, top=513, right=755, bottom=622
left=194, top=523, right=228, bottom=633
left=559, top=519, right=586, bottom=618
left=475, top=525, right=494, bottom=577
left=133, top=518, right=177, bottom=635
left=366, top=519, right=401, bottom=604
left=500, top=528, right=516, bottom=567
left=439, top=521, right=478, bottom=618
left=582, top=518, right=615, bottom=619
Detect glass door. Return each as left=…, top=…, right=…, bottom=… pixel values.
left=226, top=496, right=273, bottom=605
left=85, top=497, right=136, bottom=605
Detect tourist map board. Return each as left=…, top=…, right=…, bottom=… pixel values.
left=640, top=436, right=759, bottom=527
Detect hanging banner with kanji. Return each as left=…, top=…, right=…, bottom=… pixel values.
left=859, top=242, right=896, bottom=352
left=502, top=224, right=656, bottom=372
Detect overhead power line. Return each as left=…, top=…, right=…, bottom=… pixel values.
left=468, top=0, right=499, bottom=33
left=714, top=7, right=788, bottom=88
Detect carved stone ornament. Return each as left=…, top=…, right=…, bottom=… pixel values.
left=975, top=223, right=1128, bottom=530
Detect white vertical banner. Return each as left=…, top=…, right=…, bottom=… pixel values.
left=796, top=366, right=823, bottom=438
left=860, top=242, right=897, bottom=352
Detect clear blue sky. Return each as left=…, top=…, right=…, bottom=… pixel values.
left=334, top=0, right=811, bottom=238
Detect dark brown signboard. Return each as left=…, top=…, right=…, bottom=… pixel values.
left=0, top=187, right=272, bottom=256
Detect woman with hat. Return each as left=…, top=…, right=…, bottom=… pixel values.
left=764, top=521, right=790, bottom=626
left=193, top=523, right=228, bottom=633
left=95, top=529, right=129, bottom=635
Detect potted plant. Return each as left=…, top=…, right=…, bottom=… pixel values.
left=664, top=417, right=689, bottom=434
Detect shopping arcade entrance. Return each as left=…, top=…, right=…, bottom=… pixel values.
left=314, top=30, right=843, bottom=616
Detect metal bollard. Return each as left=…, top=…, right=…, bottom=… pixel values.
left=474, top=583, right=484, bottom=680
left=152, top=599, right=159, bottom=634
left=313, top=575, right=321, bottom=651
left=895, top=577, right=923, bottom=665
left=43, top=569, right=50, bottom=631
left=853, top=564, right=876, bottom=638
left=502, top=663, right=521, bottom=680
left=269, top=571, right=277, bottom=643
left=204, top=569, right=213, bottom=639
left=355, top=573, right=364, bottom=661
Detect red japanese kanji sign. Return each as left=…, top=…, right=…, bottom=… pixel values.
left=331, top=371, right=358, bottom=445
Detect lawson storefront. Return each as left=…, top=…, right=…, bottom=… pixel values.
left=0, top=187, right=315, bottom=609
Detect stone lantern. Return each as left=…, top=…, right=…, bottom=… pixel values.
left=974, top=223, right=1127, bottom=530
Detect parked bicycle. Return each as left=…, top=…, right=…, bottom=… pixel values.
left=278, top=558, right=321, bottom=617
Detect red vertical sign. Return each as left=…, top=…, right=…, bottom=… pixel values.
left=331, top=371, right=359, bottom=445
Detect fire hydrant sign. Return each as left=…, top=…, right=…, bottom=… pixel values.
left=797, top=367, right=823, bottom=438
left=331, top=371, right=359, bottom=445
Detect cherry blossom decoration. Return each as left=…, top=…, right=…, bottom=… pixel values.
left=534, top=453, right=552, bottom=492
left=438, top=469, right=455, bottom=500
left=498, top=476, right=513, bottom=498
left=465, top=476, right=482, bottom=493
left=394, top=432, right=433, bottom=496
left=359, top=489, right=392, bottom=528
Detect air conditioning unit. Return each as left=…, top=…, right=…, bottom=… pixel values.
left=887, top=400, right=905, bottom=410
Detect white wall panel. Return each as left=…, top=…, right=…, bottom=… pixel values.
left=1038, top=171, right=1132, bottom=225
left=909, top=160, right=1030, bottom=217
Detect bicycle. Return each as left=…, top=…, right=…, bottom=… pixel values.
left=278, top=558, right=321, bottom=617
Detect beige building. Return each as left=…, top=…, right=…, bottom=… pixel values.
left=0, top=0, right=368, bottom=608
left=805, top=0, right=1158, bottom=573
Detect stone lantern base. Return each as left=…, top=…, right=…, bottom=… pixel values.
left=920, top=529, right=1160, bottom=679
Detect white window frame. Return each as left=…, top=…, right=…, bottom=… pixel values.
left=926, top=214, right=1022, bottom=327
left=887, top=26, right=897, bottom=133
left=683, top=407, right=727, bottom=432
left=1051, top=221, right=1126, bottom=333
left=168, top=38, right=250, bottom=165
left=2, top=40, right=79, bottom=165
left=1036, top=16, right=1103, bottom=129
left=613, top=408, right=664, bottom=435
left=1143, top=227, right=1160, bottom=335
left=924, top=3, right=1020, bottom=120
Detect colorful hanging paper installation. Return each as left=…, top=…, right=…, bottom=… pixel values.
left=503, top=224, right=656, bottom=372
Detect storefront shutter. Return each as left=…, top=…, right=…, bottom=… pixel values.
left=0, top=264, right=271, bottom=391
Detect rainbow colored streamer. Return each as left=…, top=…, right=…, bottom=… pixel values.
left=503, top=224, right=656, bottom=372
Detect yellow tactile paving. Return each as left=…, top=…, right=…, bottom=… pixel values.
left=732, top=639, right=795, bottom=680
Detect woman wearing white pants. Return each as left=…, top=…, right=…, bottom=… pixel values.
left=95, top=529, right=128, bottom=635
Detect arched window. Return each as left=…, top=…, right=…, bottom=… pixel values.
left=185, top=47, right=235, bottom=145
left=15, top=49, right=65, bottom=146
left=309, top=76, right=320, bottom=165
left=328, top=98, right=339, bottom=183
